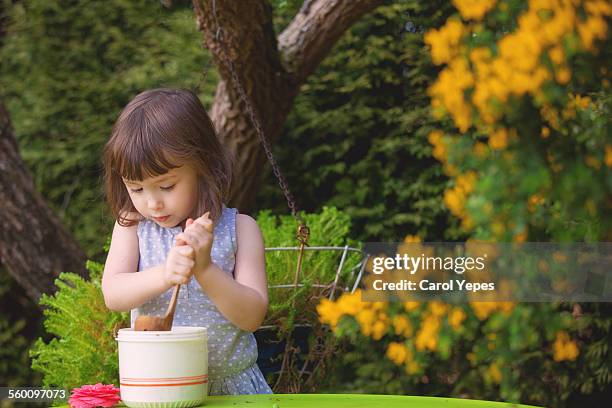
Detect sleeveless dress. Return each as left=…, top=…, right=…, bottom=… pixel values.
left=130, top=206, right=273, bottom=395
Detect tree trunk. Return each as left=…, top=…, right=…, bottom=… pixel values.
left=193, top=0, right=383, bottom=212
left=0, top=102, right=88, bottom=305
left=0, top=0, right=381, bottom=302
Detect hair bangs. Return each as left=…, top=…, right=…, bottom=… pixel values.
left=111, top=113, right=181, bottom=182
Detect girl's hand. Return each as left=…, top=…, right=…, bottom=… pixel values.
left=163, top=242, right=195, bottom=286
left=175, top=212, right=214, bottom=277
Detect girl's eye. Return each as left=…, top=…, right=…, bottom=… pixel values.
left=130, top=188, right=143, bottom=193
left=161, top=185, right=175, bottom=191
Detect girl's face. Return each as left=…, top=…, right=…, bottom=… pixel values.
left=123, top=165, right=198, bottom=228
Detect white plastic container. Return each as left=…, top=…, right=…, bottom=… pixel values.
left=116, top=327, right=208, bottom=408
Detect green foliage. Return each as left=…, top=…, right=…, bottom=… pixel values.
left=257, top=206, right=361, bottom=331
left=256, top=0, right=461, bottom=242
left=30, top=261, right=129, bottom=390
left=0, top=0, right=218, bottom=259
left=0, top=268, right=43, bottom=388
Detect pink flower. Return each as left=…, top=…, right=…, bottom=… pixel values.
left=69, top=383, right=121, bottom=408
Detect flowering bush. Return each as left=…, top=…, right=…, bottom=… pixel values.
left=317, top=2, right=610, bottom=406
left=425, top=0, right=611, bottom=242
left=318, top=269, right=596, bottom=405
left=318, top=282, right=612, bottom=405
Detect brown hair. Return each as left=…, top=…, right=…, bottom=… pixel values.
left=103, top=88, right=233, bottom=227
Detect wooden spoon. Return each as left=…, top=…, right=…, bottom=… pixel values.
left=134, top=218, right=194, bottom=331
left=133, top=284, right=181, bottom=331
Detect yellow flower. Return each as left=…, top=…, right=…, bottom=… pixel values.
left=470, top=47, right=492, bottom=64
left=371, top=320, right=389, bottom=340
left=541, top=104, right=560, bottom=129
left=556, top=66, right=572, bottom=85
left=585, top=1, right=612, bottom=16
left=528, top=194, right=545, bottom=212
left=428, top=130, right=448, bottom=162
left=605, top=145, right=612, bottom=167
left=456, top=171, right=477, bottom=194
left=562, top=102, right=576, bottom=120
left=386, top=342, right=411, bottom=365
left=317, top=298, right=343, bottom=327
left=415, top=314, right=441, bottom=351
left=473, top=142, right=489, bottom=158
left=574, top=94, right=591, bottom=109
left=444, top=188, right=465, bottom=217
left=452, top=0, right=497, bottom=20
left=488, top=362, right=502, bottom=383
left=469, top=301, right=498, bottom=320
left=577, top=16, right=608, bottom=51
left=428, top=58, right=474, bottom=133
left=392, top=315, right=413, bottom=337
left=499, top=30, right=542, bottom=72
left=541, top=126, right=551, bottom=138
left=425, top=18, right=465, bottom=65
left=356, top=308, right=376, bottom=335
left=498, top=301, right=515, bottom=314
left=553, top=331, right=579, bottom=362
left=371, top=301, right=388, bottom=312
left=404, top=235, right=422, bottom=243
left=405, top=361, right=421, bottom=375
left=448, top=307, right=467, bottom=330
left=443, top=163, right=459, bottom=177
left=335, top=291, right=363, bottom=316
left=488, top=128, right=508, bottom=150
left=429, top=301, right=449, bottom=317
left=548, top=45, right=565, bottom=65
left=445, top=173, right=478, bottom=222
left=513, top=229, right=528, bottom=243
left=403, top=301, right=421, bottom=312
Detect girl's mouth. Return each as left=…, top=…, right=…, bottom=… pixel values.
left=153, top=215, right=170, bottom=222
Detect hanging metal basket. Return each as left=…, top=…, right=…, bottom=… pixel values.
left=255, top=245, right=368, bottom=393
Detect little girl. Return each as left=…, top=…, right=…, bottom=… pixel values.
left=101, top=88, right=272, bottom=395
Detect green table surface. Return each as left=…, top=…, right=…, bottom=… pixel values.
left=195, top=394, right=540, bottom=407
left=59, top=394, right=540, bottom=408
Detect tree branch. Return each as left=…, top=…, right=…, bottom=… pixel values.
left=279, top=0, right=384, bottom=85
left=192, top=0, right=383, bottom=211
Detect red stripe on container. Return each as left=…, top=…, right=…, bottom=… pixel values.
left=122, top=375, right=208, bottom=382
left=120, top=380, right=208, bottom=387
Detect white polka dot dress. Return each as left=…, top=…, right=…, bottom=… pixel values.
left=130, top=206, right=273, bottom=395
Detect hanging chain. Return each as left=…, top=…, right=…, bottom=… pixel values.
left=193, top=49, right=213, bottom=95
left=209, top=0, right=309, bottom=248
left=204, top=3, right=314, bottom=392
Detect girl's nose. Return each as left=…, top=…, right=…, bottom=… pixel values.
left=147, top=196, right=163, bottom=210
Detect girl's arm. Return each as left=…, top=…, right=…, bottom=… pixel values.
left=101, top=216, right=173, bottom=312
left=193, top=214, right=268, bottom=332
